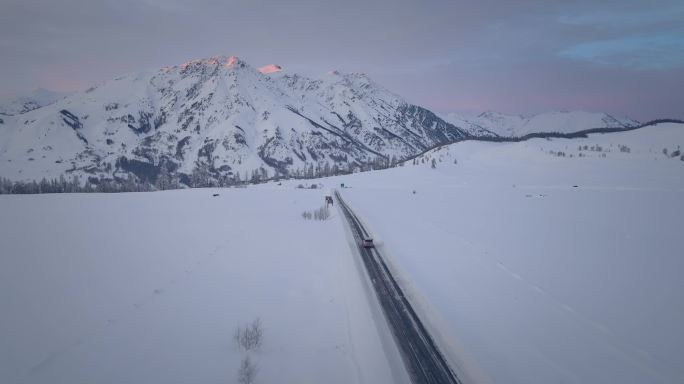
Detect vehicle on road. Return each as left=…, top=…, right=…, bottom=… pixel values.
left=361, top=238, right=374, bottom=248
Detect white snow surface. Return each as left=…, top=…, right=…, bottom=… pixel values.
left=2, top=123, right=683, bottom=384
left=442, top=110, right=639, bottom=138
left=324, top=123, right=684, bottom=384
left=0, top=89, right=72, bottom=116
left=274, top=122, right=684, bottom=383
left=0, top=188, right=406, bottom=384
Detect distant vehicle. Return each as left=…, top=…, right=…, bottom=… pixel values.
left=361, top=238, right=374, bottom=248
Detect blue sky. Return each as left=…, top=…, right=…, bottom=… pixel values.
left=560, top=34, right=684, bottom=70
left=1, top=0, right=682, bottom=121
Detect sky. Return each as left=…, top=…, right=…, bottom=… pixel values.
left=0, top=0, right=682, bottom=121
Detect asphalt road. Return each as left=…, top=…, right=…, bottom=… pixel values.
left=335, top=191, right=462, bottom=384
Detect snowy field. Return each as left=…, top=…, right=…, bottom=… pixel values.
left=325, top=123, right=684, bottom=383
left=0, top=189, right=405, bottom=384
left=2, top=123, right=683, bottom=384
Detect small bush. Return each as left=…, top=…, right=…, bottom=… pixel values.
left=302, top=205, right=330, bottom=221
left=237, top=356, right=258, bottom=384
left=314, top=206, right=330, bottom=220
left=234, top=318, right=263, bottom=352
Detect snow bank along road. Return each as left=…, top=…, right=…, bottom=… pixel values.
left=336, top=190, right=462, bottom=384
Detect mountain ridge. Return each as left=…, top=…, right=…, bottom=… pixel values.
left=0, top=55, right=473, bottom=185
left=441, top=110, right=639, bottom=138
left=0, top=55, right=646, bottom=187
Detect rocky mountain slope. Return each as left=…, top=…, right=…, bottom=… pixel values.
left=0, top=55, right=644, bottom=187
left=0, top=56, right=481, bottom=185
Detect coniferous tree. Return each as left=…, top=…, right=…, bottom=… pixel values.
left=156, top=161, right=172, bottom=190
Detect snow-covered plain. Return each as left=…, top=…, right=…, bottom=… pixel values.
left=2, top=122, right=683, bottom=384
left=0, top=189, right=406, bottom=384
left=323, top=123, right=683, bottom=383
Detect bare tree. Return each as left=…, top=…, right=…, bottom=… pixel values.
left=237, top=356, right=258, bottom=384
left=234, top=318, right=264, bottom=352
left=302, top=205, right=330, bottom=221
left=314, top=206, right=330, bottom=221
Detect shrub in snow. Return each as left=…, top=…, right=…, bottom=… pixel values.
left=234, top=318, right=263, bottom=352
left=302, top=205, right=330, bottom=221
left=313, top=206, right=330, bottom=220
left=237, top=356, right=258, bottom=384
left=316, top=206, right=330, bottom=220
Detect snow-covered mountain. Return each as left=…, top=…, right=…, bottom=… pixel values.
left=442, top=111, right=639, bottom=138
left=0, top=88, right=72, bottom=116
left=0, top=55, right=645, bottom=186
left=0, top=55, right=476, bottom=185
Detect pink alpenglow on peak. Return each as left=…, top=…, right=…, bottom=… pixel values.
left=225, top=56, right=239, bottom=68
left=258, top=64, right=282, bottom=74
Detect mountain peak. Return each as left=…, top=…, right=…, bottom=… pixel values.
left=159, top=55, right=248, bottom=73
left=225, top=55, right=240, bottom=67
left=257, top=64, right=282, bottom=74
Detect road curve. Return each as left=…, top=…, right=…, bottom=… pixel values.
left=335, top=190, right=462, bottom=384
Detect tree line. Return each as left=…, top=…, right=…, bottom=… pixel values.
left=0, top=155, right=399, bottom=194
